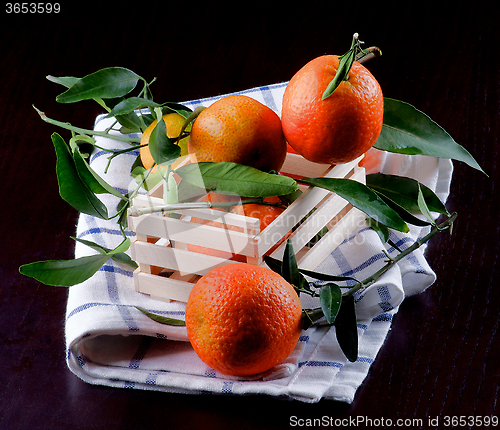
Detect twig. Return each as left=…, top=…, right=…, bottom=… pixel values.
left=33, top=105, right=141, bottom=144
left=344, top=212, right=458, bottom=297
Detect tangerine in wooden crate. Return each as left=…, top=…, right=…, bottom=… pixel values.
left=127, top=152, right=367, bottom=303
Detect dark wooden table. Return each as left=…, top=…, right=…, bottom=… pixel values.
left=2, top=3, right=498, bottom=429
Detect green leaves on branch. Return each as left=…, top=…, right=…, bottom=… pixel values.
left=322, top=33, right=364, bottom=100
left=52, top=133, right=127, bottom=219
left=19, top=237, right=134, bottom=287
left=367, top=173, right=447, bottom=213
left=148, top=108, right=181, bottom=166
left=53, top=133, right=109, bottom=219
left=54, top=67, right=142, bottom=104
left=265, top=240, right=358, bottom=361
left=300, top=173, right=451, bottom=241
left=301, top=177, right=409, bottom=233
left=266, top=208, right=457, bottom=362
left=376, top=98, right=486, bottom=174
left=20, top=255, right=113, bottom=287
left=176, top=162, right=299, bottom=197
left=20, top=133, right=136, bottom=287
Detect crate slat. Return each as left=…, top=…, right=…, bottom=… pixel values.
left=132, top=239, right=241, bottom=275
left=133, top=269, right=193, bottom=302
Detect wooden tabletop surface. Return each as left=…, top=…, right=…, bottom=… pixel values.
left=2, top=3, right=498, bottom=429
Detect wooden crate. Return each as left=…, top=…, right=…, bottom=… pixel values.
left=127, top=153, right=367, bottom=303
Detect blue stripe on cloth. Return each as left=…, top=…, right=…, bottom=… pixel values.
left=77, top=226, right=135, bottom=239
left=98, top=264, right=134, bottom=278
left=90, top=148, right=140, bottom=164
left=221, top=381, right=234, bottom=394
left=205, top=369, right=216, bottom=378
left=66, top=302, right=113, bottom=320
left=129, top=336, right=154, bottom=369
left=356, top=356, right=374, bottom=364
left=181, top=82, right=289, bottom=110
left=350, top=252, right=387, bottom=276
left=145, top=373, right=158, bottom=385
left=260, top=86, right=278, bottom=112
left=330, top=247, right=353, bottom=279
left=377, top=285, right=394, bottom=312
left=372, top=312, right=393, bottom=323
left=298, top=361, right=343, bottom=369
left=66, top=302, right=185, bottom=322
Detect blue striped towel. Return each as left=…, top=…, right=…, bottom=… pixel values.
left=65, top=82, right=453, bottom=403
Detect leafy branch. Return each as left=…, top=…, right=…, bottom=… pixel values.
left=265, top=205, right=458, bottom=362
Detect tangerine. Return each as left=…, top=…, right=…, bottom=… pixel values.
left=188, top=95, right=287, bottom=172
left=185, top=263, right=303, bottom=376
left=281, top=55, right=384, bottom=165
left=140, top=112, right=190, bottom=171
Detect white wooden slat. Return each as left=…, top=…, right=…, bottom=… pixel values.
left=132, top=240, right=241, bottom=275
left=134, top=270, right=193, bottom=303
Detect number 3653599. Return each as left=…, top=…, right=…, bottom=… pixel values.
left=6, top=3, right=60, bottom=13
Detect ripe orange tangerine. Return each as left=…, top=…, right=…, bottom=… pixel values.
left=282, top=55, right=384, bottom=165
left=185, top=263, right=303, bottom=376
left=188, top=95, right=287, bottom=172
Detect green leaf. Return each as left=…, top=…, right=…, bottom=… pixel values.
left=116, top=112, right=144, bottom=133
left=319, top=283, right=342, bottom=324
left=300, top=177, right=409, bottom=233
left=322, top=33, right=362, bottom=100
left=334, top=295, right=358, bottom=362
left=135, top=307, right=186, bottom=326
left=72, top=237, right=138, bottom=269
left=296, top=267, right=360, bottom=284
left=160, top=102, right=195, bottom=119
left=19, top=254, right=110, bottom=287
left=282, top=239, right=309, bottom=294
left=105, top=97, right=162, bottom=118
left=366, top=173, right=448, bottom=214
left=72, top=147, right=125, bottom=199
left=55, top=67, right=141, bottom=104
left=264, top=255, right=283, bottom=275
left=149, top=108, right=181, bottom=165
left=417, top=184, right=436, bottom=225
left=375, top=98, right=486, bottom=174
left=52, top=133, right=108, bottom=219
left=374, top=193, right=431, bottom=227
left=19, top=235, right=137, bottom=286
left=176, top=162, right=299, bottom=197
left=46, top=75, right=79, bottom=88
left=366, top=217, right=390, bottom=243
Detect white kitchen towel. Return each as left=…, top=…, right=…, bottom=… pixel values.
left=65, top=82, right=453, bottom=403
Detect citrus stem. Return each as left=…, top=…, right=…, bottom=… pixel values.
left=356, top=46, right=382, bottom=64
left=33, top=105, right=141, bottom=144
left=343, top=212, right=458, bottom=298
left=128, top=197, right=266, bottom=217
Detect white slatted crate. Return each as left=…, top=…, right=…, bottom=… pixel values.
left=127, top=153, right=367, bottom=303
